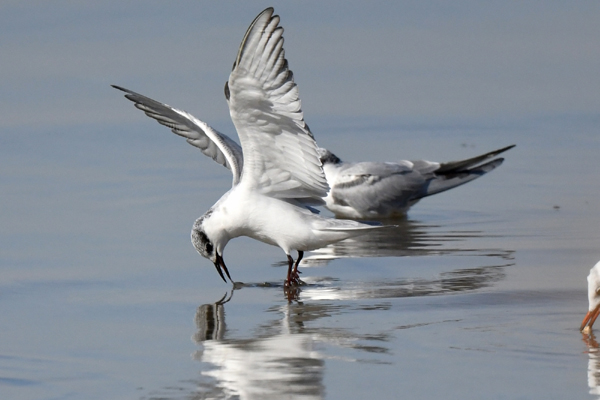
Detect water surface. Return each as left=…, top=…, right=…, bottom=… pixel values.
left=1, top=3, right=599, bottom=399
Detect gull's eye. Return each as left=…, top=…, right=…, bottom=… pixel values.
left=198, top=231, right=213, bottom=256
left=192, top=228, right=215, bottom=259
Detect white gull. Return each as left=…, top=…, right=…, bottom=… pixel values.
left=114, top=8, right=383, bottom=286
left=582, top=260, right=600, bottom=332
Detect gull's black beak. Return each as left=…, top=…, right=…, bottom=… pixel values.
left=214, top=252, right=233, bottom=283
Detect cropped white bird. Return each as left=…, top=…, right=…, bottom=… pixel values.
left=581, top=261, right=600, bottom=332
left=114, top=8, right=383, bottom=286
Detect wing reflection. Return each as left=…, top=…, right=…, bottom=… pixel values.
left=261, top=217, right=513, bottom=301
left=582, top=331, right=600, bottom=396
left=301, top=218, right=513, bottom=265
left=299, top=264, right=508, bottom=301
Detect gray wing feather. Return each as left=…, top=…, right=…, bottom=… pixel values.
left=112, top=85, right=244, bottom=186
left=331, top=162, right=428, bottom=215
left=226, top=8, right=329, bottom=202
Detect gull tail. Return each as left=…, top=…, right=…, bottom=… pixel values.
left=422, top=144, right=515, bottom=198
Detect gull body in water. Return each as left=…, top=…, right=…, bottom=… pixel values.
left=114, top=8, right=383, bottom=286
left=318, top=145, right=514, bottom=219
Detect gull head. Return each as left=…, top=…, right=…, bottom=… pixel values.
left=582, top=261, right=600, bottom=332
left=191, top=211, right=232, bottom=284
left=317, top=148, right=342, bottom=165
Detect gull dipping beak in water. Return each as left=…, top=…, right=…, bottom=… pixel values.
left=581, top=261, right=600, bottom=333
left=113, top=8, right=385, bottom=287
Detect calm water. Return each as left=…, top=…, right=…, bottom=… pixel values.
left=2, top=3, right=600, bottom=399
left=1, top=116, right=599, bottom=400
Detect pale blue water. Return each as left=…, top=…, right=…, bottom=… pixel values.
left=1, top=3, right=600, bottom=399
left=1, top=116, right=598, bottom=400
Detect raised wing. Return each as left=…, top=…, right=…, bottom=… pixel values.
left=226, top=7, right=328, bottom=202
left=112, top=85, right=244, bottom=186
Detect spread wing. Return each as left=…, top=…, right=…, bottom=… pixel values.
left=112, top=85, right=244, bottom=186
left=226, top=7, right=328, bottom=203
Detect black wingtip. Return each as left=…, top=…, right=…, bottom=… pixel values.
left=437, top=144, right=516, bottom=174
left=224, top=81, right=230, bottom=101
left=498, top=144, right=516, bottom=153
left=111, top=85, right=134, bottom=97
left=233, top=7, right=278, bottom=71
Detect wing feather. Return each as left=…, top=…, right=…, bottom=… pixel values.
left=112, top=85, right=243, bottom=186
left=227, top=7, right=328, bottom=202
left=329, top=162, right=427, bottom=215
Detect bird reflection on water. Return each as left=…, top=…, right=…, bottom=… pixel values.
left=186, top=268, right=511, bottom=398
left=270, top=217, right=513, bottom=300
left=192, top=296, right=326, bottom=400
left=582, top=331, right=600, bottom=397
left=296, top=264, right=507, bottom=302
left=145, top=220, right=513, bottom=399
left=301, top=217, right=513, bottom=263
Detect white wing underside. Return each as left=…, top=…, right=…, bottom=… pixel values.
left=112, top=85, right=244, bottom=187
left=227, top=8, right=328, bottom=203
